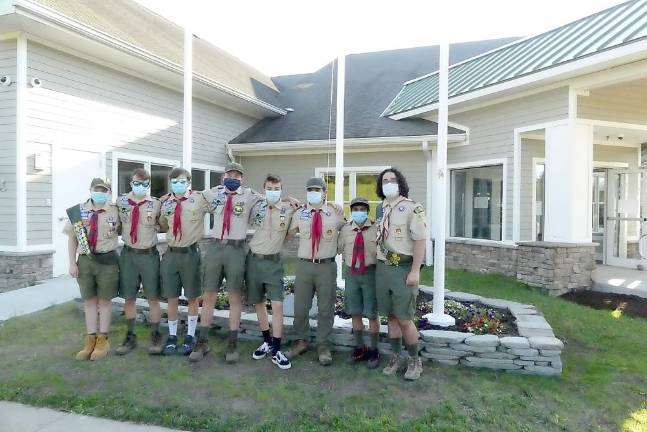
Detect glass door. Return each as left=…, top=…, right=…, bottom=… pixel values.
left=591, top=170, right=606, bottom=262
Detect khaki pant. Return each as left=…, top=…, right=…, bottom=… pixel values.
left=293, top=260, right=336, bottom=348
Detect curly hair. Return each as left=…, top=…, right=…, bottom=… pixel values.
left=375, top=167, right=409, bottom=199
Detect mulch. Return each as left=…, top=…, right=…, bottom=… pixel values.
left=562, top=290, right=647, bottom=318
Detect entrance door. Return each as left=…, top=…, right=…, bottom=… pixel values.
left=52, top=147, right=103, bottom=276
left=606, top=169, right=647, bottom=268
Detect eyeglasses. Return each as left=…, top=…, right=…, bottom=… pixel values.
left=170, top=179, right=188, bottom=185
left=132, top=181, right=150, bottom=187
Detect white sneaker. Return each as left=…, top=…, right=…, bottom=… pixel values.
left=272, top=350, right=292, bottom=370
left=252, top=341, right=271, bottom=360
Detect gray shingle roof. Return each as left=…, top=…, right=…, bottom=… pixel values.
left=27, top=0, right=281, bottom=108
left=383, top=0, right=647, bottom=117
left=230, top=38, right=518, bottom=144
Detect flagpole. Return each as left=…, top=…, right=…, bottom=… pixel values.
left=335, top=54, right=345, bottom=286
left=425, top=42, right=455, bottom=327
left=182, top=24, right=193, bottom=168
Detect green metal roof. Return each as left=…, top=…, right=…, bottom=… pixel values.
left=383, top=0, right=647, bottom=117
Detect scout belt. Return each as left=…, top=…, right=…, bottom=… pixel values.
left=300, top=257, right=336, bottom=264
left=168, top=244, right=198, bottom=253
left=214, top=238, right=246, bottom=248
left=380, top=245, right=413, bottom=266
left=91, top=250, right=119, bottom=266
left=124, top=245, right=158, bottom=254
left=250, top=252, right=281, bottom=262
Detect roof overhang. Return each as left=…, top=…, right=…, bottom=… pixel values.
left=0, top=0, right=285, bottom=119
left=229, top=134, right=467, bottom=156
left=388, top=37, right=647, bottom=120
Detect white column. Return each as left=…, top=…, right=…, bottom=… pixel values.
left=544, top=122, right=593, bottom=243
left=425, top=42, right=455, bottom=327
left=182, top=27, right=193, bottom=169
left=335, top=55, right=345, bottom=286
left=15, top=34, right=27, bottom=251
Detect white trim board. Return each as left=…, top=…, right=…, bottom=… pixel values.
left=15, top=33, right=27, bottom=251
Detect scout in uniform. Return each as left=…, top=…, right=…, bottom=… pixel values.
left=65, top=178, right=121, bottom=361
left=115, top=168, right=163, bottom=355
left=190, top=162, right=262, bottom=364
left=337, top=197, right=380, bottom=369
left=286, top=177, right=345, bottom=366
left=159, top=168, right=210, bottom=356
left=375, top=168, right=427, bottom=381
left=247, top=174, right=296, bottom=370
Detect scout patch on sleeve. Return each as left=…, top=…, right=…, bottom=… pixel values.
left=300, top=208, right=311, bottom=220
left=162, top=199, right=174, bottom=216
left=413, top=205, right=425, bottom=216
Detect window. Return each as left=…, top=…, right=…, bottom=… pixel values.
left=151, top=164, right=173, bottom=198
left=450, top=164, right=503, bottom=241
left=535, top=162, right=545, bottom=241
left=317, top=166, right=388, bottom=219
left=191, top=166, right=224, bottom=231
left=210, top=171, right=223, bottom=189
left=592, top=170, right=606, bottom=234
left=117, top=160, right=145, bottom=195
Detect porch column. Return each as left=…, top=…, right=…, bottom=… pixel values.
left=544, top=122, right=594, bottom=243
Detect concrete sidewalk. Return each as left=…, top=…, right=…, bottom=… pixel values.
left=0, top=401, right=183, bottom=431
left=0, top=276, right=78, bottom=321
left=592, top=265, right=647, bottom=299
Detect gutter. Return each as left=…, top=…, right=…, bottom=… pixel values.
left=14, top=0, right=287, bottom=116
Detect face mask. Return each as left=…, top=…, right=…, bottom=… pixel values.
left=171, top=181, right=188, bottom=195
left=265, top=190, right=281, bottom=204
left=91, top=191, right=109, bottom=204
left=306, top=191, right=323, bottom=205
left=224, top=178, right=241, bottom=191
left=131, top=184, right=148, bottom=198
left=382, top=182, right=399, bottom=198
left=351, top=210, right=368, bottom=225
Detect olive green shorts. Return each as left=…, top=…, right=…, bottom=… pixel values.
left=77, top=254, right=119, bottom=301
left=245, top=253, right=285, bottom=305
left=118, top=247, right=161, bottom=300
left=160, top=246, right=202, bottom=299
left=375, top=260, right=418, bottom=320
left=203, top=242, right=246, bottom=293
left=343, top=265, right=377, bottom=319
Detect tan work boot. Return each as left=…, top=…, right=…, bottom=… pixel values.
left=188, top=336, right=210, bottom=362
left=404, top=356, right=423, bottom=381
left=225, top=337, right=239, bottom=364
left=317, top=346, right=333, bottom=366
left=90, top=334, right=110, bottom=361
left=286, top=339, right=309, bottom=359
left=382, top=354, right=405, bottom=376
left=76, top=334, right=97, bottom=361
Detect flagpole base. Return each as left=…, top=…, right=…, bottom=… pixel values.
left=423, top=312, right=455, bottom=327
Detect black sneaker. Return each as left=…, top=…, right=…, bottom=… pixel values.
left=162, top=335, right=178, bottom=356
left=115, top=333, right=137, bottom=356
left=366, top=348, right=380, bottom=369
left=178, top=335, right=196, bottom=356
left=252, top=342, right=271, bottom=360
left=271, top=350, right=292, bottom=370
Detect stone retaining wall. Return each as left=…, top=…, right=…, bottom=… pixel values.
left=0, top=251, right=53, bottom=292
left=446, top=239, right=517, bottom=277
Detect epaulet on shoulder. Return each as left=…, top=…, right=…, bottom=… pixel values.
left=150, top=196, right=161, bottom=202
left=160, top=193, right=171, bottom=202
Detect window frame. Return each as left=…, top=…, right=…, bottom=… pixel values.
left=192, top=163, right=225, bottom=235
left=314, top=165, right=390, bottom=215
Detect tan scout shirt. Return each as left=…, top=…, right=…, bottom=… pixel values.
left=248, top=200, right=296, bottom=255
left=338, top=220, right=378, bottom=268
left=203, top=185, right=262, bottom=240
left=377, top=197, right=427, bottom=260
left=159, top=190, right=210, bottom=247
left=289, top=203, right=345, bottom=260
left=116, top=193, right=161, bottom=249
left=63, top=199, right=121, bottom=253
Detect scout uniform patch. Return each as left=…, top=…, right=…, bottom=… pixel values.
left=233, top=201, right=244, bottom=216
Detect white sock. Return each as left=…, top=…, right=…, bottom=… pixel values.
left=187, top=315, right=198, bottom=337
left=168, top=320, right=178, bottom=336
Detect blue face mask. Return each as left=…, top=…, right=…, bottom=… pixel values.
left=91, top=191, right=109, bottom=204
left=131, top=184, right=148, bottom=198
left=224, top=178, right=241, bottom=191
left=306, top=191, right=323, bottom=205
left=171, top=180, right=188, bottom=195
left=351, top=210, right=368, bottom=225
left=265, top=190, right=281, bottom=204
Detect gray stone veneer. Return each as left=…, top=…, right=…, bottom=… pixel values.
left=0, top=251, right=54, bottom=292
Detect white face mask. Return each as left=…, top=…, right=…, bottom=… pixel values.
left=382, top=182, right=399, bottom=198
left=306, top=191, right=323, bottom=205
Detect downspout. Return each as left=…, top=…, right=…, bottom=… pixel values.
left=226, top=145, right=235, bottom=163
left=422, top=140, right=433, bottom=266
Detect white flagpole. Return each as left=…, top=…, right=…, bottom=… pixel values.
left=335, top=55, right=345, bottom=286
left=182, top=25, right=193, bottom=168
left=425, top=42, right=455, bottom=327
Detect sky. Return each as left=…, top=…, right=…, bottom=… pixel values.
left=135, top=0, right=625, bottom=77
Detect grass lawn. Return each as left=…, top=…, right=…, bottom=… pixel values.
left=0, top=268, right=646, bottom=431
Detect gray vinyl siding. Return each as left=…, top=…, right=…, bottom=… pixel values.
left=25, top=41, right=256, bottom=245
left=0, top=40, right=16, bottom=246
left=578, top=78, right=647, bottom=125
left=449, top=86, right=571, bottom=240
left=239, top=150, right=427, bottom=205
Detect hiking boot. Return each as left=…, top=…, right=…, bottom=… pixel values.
left=252, top=341, right=271, bottom=360
left=317, top=347, right=333, bottom=366
left=178, top=335, right=196, bottom=356
left=382, top=354, right=405, bottom=376
left=90, top=334, right=110, bottom=361
left=404, top=356, right=423, bottom=381
left=366, top=348, right=380, bottom=369
left=286, top=339, right=309, bottom=359
left=188, top=336, right=210, bottom=362
left=271, top=350, right=292, bottom=370
left=162, top=335, right=178, bottom=356
left=115, top=333, right=137, bottom=356
left=225, top=337, right=239, bottom=364
left=350, top=346, right=367, bottom=363
left=148, top=330, right=163, bottom=355
left=76, top=334, right=97, bottom=361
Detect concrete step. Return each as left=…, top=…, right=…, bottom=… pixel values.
left=591, top=265, right=647, bottom=299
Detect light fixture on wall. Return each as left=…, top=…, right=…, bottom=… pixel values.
left=0, top=179, right=6, bottom=192
left=0, top=75, right=12, bottom=86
